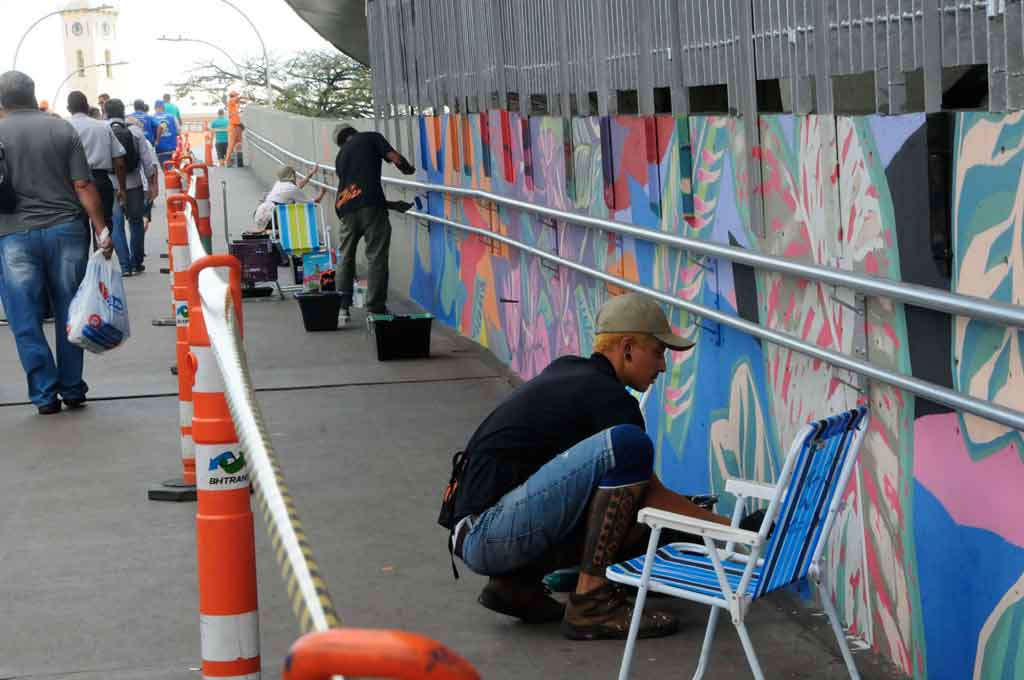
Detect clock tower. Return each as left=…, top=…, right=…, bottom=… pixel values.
left=61, top=1, right=120, bottom=107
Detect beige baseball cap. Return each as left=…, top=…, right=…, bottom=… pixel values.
left=596, top=293, right=695, bottom=351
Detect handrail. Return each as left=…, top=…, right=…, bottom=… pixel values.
left=244, top=130, right=1024, bottom=432
left=244, top=128, right=1024, bottom=330
left=407, top=208, right=1024, bottom=432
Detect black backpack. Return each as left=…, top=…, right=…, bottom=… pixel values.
left=0, top=139, right=16, bottom=214
left=110, top=120, right=140, bottom=173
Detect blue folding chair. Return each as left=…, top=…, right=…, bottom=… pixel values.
left=607, top=406, right=870, bottom=680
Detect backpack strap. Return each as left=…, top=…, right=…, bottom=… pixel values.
left=441, top=450, right=469, bottom=579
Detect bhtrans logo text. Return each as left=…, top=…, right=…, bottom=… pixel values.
left=207, top=450, right=248, bottom=486
left=175, top=303, right=189, bottom=327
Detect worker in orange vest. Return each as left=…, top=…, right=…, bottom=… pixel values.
left=222, top=91, right=243, bottom=167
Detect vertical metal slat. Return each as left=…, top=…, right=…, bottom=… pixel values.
left=669, top=0, right=691, bottom=112
left=922, top=0, right=943, bottom=111
left=988, top=0, right=1009, bottom=111
left=638, top=0, right=656, bottom=113
left=1007, top=0, right=1024, bottom=110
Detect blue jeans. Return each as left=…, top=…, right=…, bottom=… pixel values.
left=460, top=428, right=623, bottom=576
left=0, top=219, right=90, bottom=406
left=112, top=187, right=146, bottom=273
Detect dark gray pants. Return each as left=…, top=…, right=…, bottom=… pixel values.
left=338, top=205, right=391, bottom=313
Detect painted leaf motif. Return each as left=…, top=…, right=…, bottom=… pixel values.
left=973, top=573, right=1024, bottom=680
left=708, top=359, right=779, bottom=516
left=953, top=112, right=1024, bottom=461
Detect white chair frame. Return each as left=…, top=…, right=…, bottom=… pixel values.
left=609, top=410, right=870, bottom=680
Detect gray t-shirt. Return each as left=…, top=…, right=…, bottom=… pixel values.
left=70, top=112, right=124, bottom=171
left=0, top=109, right=92, bottom=235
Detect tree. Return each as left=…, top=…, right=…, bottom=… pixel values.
left=169, top=49, right=373, bottom=118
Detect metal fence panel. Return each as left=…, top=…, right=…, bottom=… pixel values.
left=367, top=0, right=1024, bottom=114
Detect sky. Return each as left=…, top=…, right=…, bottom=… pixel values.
left=0, top=0, right=339, bottom=114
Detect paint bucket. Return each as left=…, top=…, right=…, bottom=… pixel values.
left=295, top=292, right=342, bottom=331
left=368, top=313, right=433, bottom=360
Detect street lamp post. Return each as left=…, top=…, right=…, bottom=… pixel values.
left=12, top=4, right=115, bottom=71
left=215, top=0, right=272, bottom=106
left=156, top=35, right=248, bottom=95
left=53, top=61, right=129, bottom=110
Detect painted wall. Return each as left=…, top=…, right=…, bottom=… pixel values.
left=409, top=110, right=1024, bottom=680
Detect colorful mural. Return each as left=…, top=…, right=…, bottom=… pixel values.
left=409, top=109, right=1024, bottom=680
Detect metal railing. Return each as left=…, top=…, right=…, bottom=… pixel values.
left=244, top=126, right=1024, bottom=433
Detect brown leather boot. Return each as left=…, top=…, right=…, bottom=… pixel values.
left=561, top=582, right=678, bottom=640
left=477, top=576, right=565, bottom=624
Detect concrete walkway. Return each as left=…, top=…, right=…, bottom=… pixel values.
left=0, top=167, right=898, bottom=679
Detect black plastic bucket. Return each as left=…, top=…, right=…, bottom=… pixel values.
left=295, top=292, right=342, bottom=331
left=368, top=313, right=433, bottom=360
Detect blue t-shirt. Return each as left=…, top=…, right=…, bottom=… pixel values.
left=128, top=112, right=158, bottom=145
left=209, top=116, right=229, bottom=144
left=152, top=112, right=178, bottom=153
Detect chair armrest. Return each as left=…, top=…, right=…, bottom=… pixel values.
left=725, top=478, right=777, bottom=502
left=637, top=507, right=761, bottom=547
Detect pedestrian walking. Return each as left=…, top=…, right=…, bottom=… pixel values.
left=222, top=91, right=243, bottom=167
left=152, top=100, right=178, bottom=165
left=96, top=93, right=110, bottom=119
left=0, top=71, right=112, bottom=415
left=67, top=90, right=126, bottom=235
left=106, top=98, right=158, bottom=277
left=333, top=125, right=415, bottom=320
left=209, top=108, right=229, bottom=163
left=127, top=115, right=157, bottom=240
left=161, top=93, right=182, bottom=126
left=128, top=98, right=157, bottom=146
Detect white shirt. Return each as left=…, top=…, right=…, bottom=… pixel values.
left=265, top=180, right=311, bottom=205
left=253, top=181, right=314, bottom=228
left=105, top=117, right=159, bottom=191
left=69, top=112, right=125, bottom=171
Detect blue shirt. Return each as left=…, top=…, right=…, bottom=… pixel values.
left=152, top=112, right=178, bottom=153
left=128, top=111, right=158, bottom=145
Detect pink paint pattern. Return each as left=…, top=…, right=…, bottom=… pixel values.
left=914, top=412, right=1024, bottom=548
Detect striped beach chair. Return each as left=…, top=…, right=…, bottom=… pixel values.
left=607, top=406, right=870, bottom=680
left=275, top=202, right=321, bottom=256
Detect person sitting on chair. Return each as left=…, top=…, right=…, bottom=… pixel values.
left=441, top=293, right=740, bottom=641
left=252, top=164, right=326, bottom=232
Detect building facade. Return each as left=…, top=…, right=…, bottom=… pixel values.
left=60, top=1, right=119, bottom=106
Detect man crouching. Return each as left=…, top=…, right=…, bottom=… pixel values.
left=439, top=293, right=729, bottom=640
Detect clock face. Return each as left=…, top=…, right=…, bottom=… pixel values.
left=71, top=22, right=83, bottom=37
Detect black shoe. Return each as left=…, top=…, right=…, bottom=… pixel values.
left=135, top=264, right=146, bottom=273
left=122, top=270, right=134, bottom=278
left=63, top=398, right=87, bottom=410
left=478, top=577, right=565, bottom=624
left=170, top=365, right=178, bottom=376
left=37, top=401, right=62, bottom=415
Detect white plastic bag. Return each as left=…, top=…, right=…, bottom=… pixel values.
left=67, top=250, right=130, bottom=353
